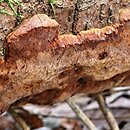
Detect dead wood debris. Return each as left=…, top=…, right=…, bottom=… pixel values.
left=0, top=8, right=130, bottom=114
left=67, top=98, right=97, bottom=130
left=94, top=93, right=119, bottom=130
left=8, top=108, right=31, bottom=130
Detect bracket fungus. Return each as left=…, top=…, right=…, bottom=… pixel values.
left=0, top=8, right=130, bottom=114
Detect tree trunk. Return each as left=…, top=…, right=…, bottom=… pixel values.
left=0, top=0, right=130, bottom=114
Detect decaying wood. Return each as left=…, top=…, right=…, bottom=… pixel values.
left=0, top=7, right=130, bottom=114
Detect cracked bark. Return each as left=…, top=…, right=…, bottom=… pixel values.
left=0, top=1, right=130, bottom=114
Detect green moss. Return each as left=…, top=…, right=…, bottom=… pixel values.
left=0, top=0, right=23, bottom=17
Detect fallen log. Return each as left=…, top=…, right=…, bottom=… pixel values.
left=0, top=8, right=130, bottom=114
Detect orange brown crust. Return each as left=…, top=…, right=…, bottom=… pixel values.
left=0, top=8, right=130, bottom=114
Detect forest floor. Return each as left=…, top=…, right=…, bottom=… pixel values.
left=1, top=87, right=130, bottom=130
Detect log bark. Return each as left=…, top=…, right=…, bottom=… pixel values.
left=0, top=0, right=130, bottom=114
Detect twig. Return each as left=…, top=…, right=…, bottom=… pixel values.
left=95, top=93, right=119, bottom=130
left=66, top=98, right=97, bottom=130
left=40, top=113, right=130, bottom=120
left=102, top=87, right=130, bottom=96
left=8, top=108, right=30, bottom=130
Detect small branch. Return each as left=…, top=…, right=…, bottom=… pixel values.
left=38, top=114, right=130, bottom=120
left=8, top=108, right=30, bottom=130
left=102, top=87, right=130, bottom=96
left=66, top=98, right=97, bottom=130
left=40, top=113, right=130, bottom=121
left=95, top=93, right=119, bottom=130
